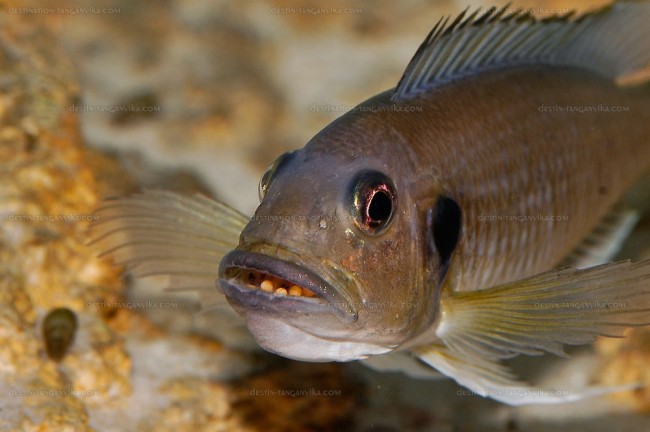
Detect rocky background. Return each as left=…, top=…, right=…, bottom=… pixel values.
left=1, top=0, right=649, bottom=431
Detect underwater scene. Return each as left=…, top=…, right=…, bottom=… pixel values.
left=1, top=0, right=650, bottom=430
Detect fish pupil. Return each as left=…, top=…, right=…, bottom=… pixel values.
left=366, top=188, right=392, bottom=226
left=350, top=170, right=397, bottom=235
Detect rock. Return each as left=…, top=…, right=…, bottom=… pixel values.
left=0, top=6, right=133, bottom=430
left=0, top=6, right=363, bottom=431
left=229, top=362, right=361, bottom=432
left=596, top=329, right=650, bottom=411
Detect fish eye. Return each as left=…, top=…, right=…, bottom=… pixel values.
left=350, top=170, right=396, bottom=235
left=258, top=168, right=273, bottom=201
left=258, top=151, right=296, bottom=201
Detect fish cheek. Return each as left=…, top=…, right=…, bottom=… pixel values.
left=356, top=237, right=419, bottom=330
left=339, top=206, right=419, bottom=335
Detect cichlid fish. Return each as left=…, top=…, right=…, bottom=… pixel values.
left=90, top=2, right=650, bottom=405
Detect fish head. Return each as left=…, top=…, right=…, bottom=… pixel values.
left=218, top=109, right=441, bottom=362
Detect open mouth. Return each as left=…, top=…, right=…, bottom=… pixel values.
left=229, top=268, right=320, bottom=298
left=218, top=250, right=357, bottom=323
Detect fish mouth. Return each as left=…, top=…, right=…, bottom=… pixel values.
left=218, top=250, right=358, bottom=324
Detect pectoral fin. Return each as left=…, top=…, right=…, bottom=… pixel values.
left=89, top=190, right=249, bottom=316
left=361, top=350, right=444, bottom=380
left=413, top=344, right=638, bottom=405
left=416, top=259, right=650, bottom=405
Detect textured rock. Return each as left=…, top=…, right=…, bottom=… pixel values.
left=597, top=329, right=650, bottom=411
left=0, top=7, right=362, bottom=431
left=230, top=363, right=361, bottom=432
left=0, top=6, right=132, bottom=430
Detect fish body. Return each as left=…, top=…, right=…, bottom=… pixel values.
left=220, top=66, right=650, bottom=358
left=390, top=66, right=650, bottom=294
left=92, top=2, right=650, bottom=405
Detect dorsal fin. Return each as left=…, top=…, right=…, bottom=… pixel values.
left=392, top=1, right=650, bottom=101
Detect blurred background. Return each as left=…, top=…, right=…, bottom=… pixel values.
left=9, top=0, right=613, bottom=214
left=1, top=0, right=649, bottom=431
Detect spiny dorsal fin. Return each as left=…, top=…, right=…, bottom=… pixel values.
left=392, top=1, right=650, bottom=101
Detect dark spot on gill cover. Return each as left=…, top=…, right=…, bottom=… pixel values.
left=429, top=196, right=462, bottom=278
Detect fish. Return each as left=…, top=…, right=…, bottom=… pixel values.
left=89, top=1, right=650, bottom=405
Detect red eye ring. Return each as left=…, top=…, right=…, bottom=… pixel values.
left=350, top=170, right=396, bottom=235
left=363, top=184, right=393, bottom=227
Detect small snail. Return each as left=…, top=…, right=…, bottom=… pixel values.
left=42, top=307, right=78, bottom=361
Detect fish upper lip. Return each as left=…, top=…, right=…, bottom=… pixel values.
left=218, top=250, right=358, bottom=324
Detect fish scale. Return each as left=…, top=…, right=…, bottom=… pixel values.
left=392, top=67, right=650, bottom=293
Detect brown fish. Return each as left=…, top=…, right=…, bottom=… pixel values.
left=90, top=2, right=650, bottom=405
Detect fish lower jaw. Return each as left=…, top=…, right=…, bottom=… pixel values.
left=247, top=313, right=393, bottom=362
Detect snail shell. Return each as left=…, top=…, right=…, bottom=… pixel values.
left=42, top=307, right=78, bottom=361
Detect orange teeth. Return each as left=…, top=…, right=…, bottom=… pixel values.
left=243, top=271, right=318, bottom=298
left=260, top=280, right=274, bottom=292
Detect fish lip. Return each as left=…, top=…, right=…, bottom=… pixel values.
left=218, top=250, right=358, bottom=324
